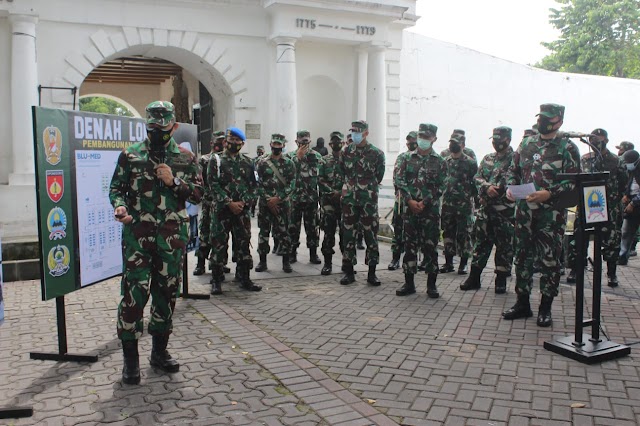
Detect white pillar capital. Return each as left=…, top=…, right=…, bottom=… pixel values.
left=9, top=14, right=39, bottom=35
left=270, top=35, right=298, bottom=46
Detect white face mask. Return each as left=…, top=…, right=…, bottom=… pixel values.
left=417, top=138, right=432, bottom=150
left=627, top=162, right=638, bottom=172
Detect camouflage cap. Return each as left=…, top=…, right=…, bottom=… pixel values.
left=213, top=130, right=226, bottom=140
left=523, top=129, right=536, bottom=137
left=537, top=103, right=565, bottom=119
left=449, top=134, right=464, bottom=144
left=257, top=145, right=265, bottom=150
left=330, top=131, right=344, bottom=140
left=406, top=131, right=418, bottom=140
left=350, top=120, right=368, bottom=131
left=227, top=126, right=246, bottom=141
left=616, top=141, right=635, bottom=151
left=418, top=123, right=437, bottom=136
left=491, top=126, right=512, bottom=140
left=297, top=130, right=311, bottom=138
left=270, top=133, right=286, bottom=144
left=452, top=129, right=465, bottom=135
left=590, top=128, right=608, bottom=139
left=145, top=101, right=175, bottom=126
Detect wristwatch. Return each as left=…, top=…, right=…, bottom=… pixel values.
left=173, top=177, right=181, bottom=188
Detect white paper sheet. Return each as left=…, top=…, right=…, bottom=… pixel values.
left=507, top=183, right=537, bottom=200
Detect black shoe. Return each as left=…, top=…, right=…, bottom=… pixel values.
left=494, top=271, right=508, bottom=294
left=607, top=260, right=618, bottom=287
left=457, top=257, right=469, bottom=275
left=340, top=264, right=355, bottom=285
left=566, top=269, right=576, bottom=283
left=255, top=255, right=268, bottom=272
left=210, top=268, right=223, bottom=295
left=321, top=255, right=332, bottom=276
left=460, top=266, right=481, bottom=291
left=223, top=266, right=231, bottom=273
left=388, top=254, right=401, bottom=271
left=630, top=249, right=637, bottom=257
left=426, top=273, right=439, bottom=298
left=290, top=252, right=297, bottom=264
left=439, top=255, right=454, bottom=273
left=309, top=248, right=322, bottom=265
left=617, top=257, right=628, bottom=266
left=537, top=295, right=553, bottom=327
left=193, top=247, right=210, bottom=276
left=193, top=262, right=205, bottom=276
left=149, top=335, right=180, bottom=373
left=502, top=294, right=533, bottom=320
left=282, top=256, right=293, bottom=273
left=239, top=264, right=262, bottom=291
left=121, top=340, right=140, bottom=385
left=396, top=274, right=416, bottom=296
left=211, top=281, right=222, bottom=295
left=367, top=264, right=381, bottom=286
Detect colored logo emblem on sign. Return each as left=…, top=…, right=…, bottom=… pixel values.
left=47, top=207, right=67, bottom=240
left=43, top=126, right=62, bottom=166
left=586, top=188, right=607, bottom=222
left=46, top=170, right=64, bottom=203
left=47, top=244, right=71, bottom=277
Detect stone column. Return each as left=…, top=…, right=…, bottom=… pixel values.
left=9, top=14, right=39, bottom=185
left=273, top=37, right=298, bottom=144
left=356, top=47, right=368, bottom=120
left=366, top=44, right=387, bottom=152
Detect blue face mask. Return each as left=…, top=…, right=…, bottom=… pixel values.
left=417, top=138, right=432, bottom=150
left=351, top=132, right=363, bottom=144
left=627, top=162, right=637, bottom=172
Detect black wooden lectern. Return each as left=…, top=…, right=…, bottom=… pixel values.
left=544, top=172, right=630, bottom=364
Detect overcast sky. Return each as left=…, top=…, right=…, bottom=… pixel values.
left=411, top=0, right=561, bottom=65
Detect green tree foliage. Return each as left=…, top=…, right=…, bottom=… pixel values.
left=79, top=97, right=134, bottom=117
left=537, top=0, right=640, bottom=78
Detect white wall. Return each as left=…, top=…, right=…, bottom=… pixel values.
left=400, top=32, right=640, bottom=165
left=0, top=17, right=12, bottom=184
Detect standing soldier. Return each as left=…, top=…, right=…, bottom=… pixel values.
left=193, top=130, right=226, bottom=276
left=340, top=120, right=386, bottom=285
left=110, top=101, right=203, bottom=384
left=250, top=145, right=266, bottom=218
left=461, top=126, right=515, bottom=294
left=566, top=129, right=627, bottom=286
left=616, top=141, right=634, bottom=157
left=395, top=123, right=447, bottom=297
left=255, top=134, right=296, bottom=273
left=440, top=129, right=477, bottom=162
left=440, top=134, right=478, bottom=275
left=503, top=103, right=580, bottom=327
left=208, top=127, right=262, bottom=294
left=319, top=131, right=346, bottom=275
left=389, top=131, right=418, bottom=270
left=287, top=130, right=323, bottom=264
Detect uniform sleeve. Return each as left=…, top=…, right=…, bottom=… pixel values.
left=284, top=159, right=296, bottom=200
left=173, top=154, right=204, bottom=205
left=318, top=158, right=331, bottom=196
left=547, top=141, right=581, bottom=202
left=468, top=159, right=479, bottom=198
left=474, top=157, right=491, bottom=196
left=244, top=158, right=259, bottom=204
left=255, top=160, right=266, bottom=199
left=505, top=141, right=525, bottom=186
left=436, top=157, right=448, bottom=200
left=395, top=155, right=412, bottom=203
left=208, top=155, right=232, bottom=206
left=109, top=150, right=131, bottom=210
left=376, top=149, right=386, bottom=184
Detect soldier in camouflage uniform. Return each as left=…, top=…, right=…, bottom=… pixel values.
left=250, top=145, right=266, bottom=218
left=461, top=126, right=515, bottom=294
left=208, top=127, right=262, bottom=294
left=440, top=134, right=478, bottom=275
left=286, top=130, right=324, bottom=264
left=110, top=101, right=203, bottom=385
left=193, top=130, right=226, bottom=276
left=389, top=131, right=418, bottom=270
left=566, top=128, right=627, bottom=286
left=255, top=134, right=296, bottom=273
left=440, top=129, right=477, bottom=162
left=319, top=131, right=346, bottom=275
left=616, top=141, right=634, bottom=157
left=503, top=103, right=581, bottom=327
left=395, top=123, right=447, bottom=297
left=339, top=120, right=386, bottom=286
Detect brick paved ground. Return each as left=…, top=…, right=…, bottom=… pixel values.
left=1, top=220, right=640, bottom=425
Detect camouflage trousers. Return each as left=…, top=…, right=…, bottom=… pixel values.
left=514, top=203, right=565, bottom=298
left=567, top=206, right=622, bottom=265
left=402, top=209, right=440, bottom=275
left=390, top=200, right=405, bottom=256
left=257, top=200, right=291, bottom=257
left=471, top=206, right=514, bottom=273
left=321, top=196, right=343, bottom=256
left=289, top=201, right=319, bottom=251
left=342, top=200, right=379, bottom=266
left=210, top=206, right=253, bottom=269
left=199, top=200, right=212, bottom=247
left=441, top=203, right=473, bottom=259
left=117, top=222, right=186, bottom=341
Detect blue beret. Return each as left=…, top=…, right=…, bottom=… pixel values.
left=227, top=127, right=246, bottom=141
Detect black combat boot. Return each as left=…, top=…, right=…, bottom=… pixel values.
left=150, top=335, right=180, bottom=373
left=367, top=263, right=381, bottom=286
left=566, top=269, right=576, bottom=283
left=121, top=340, right=140, bottom=385
left=210, top=266, right=223, bottom=295
left=460, top=266, right=482, bottom=291
left=321, top=255, right=332, bottom=276
left=193, top=246, right=209, bottom=276
left=340, top=263, right=355, bottom=285
left=607, top=259, right=619, bottom=287
left=457, top=257, right=469, bottom=275
left=239, top=263, right=262, bottom=292
left=537, top=295, right=554, bottom=327
left=290, top=250, right=297, bottom=264
left=388, top=252, right=401, bottom=270
left=426, top=273, right=439, bottom=298
left=255, top=254, right=268, bottom=272
left=494, top=271, right=508, bottom=294
left=439, top=255, right=455, bottom=273
left=282, top=255, right=293, bottom=273
left=309, top=248, right=322, bottom=264
left=396, top=273, right=416, bottom=296
left=223, top=265, right=231, bottom=273
left=502, top=294, right=533, bottom=320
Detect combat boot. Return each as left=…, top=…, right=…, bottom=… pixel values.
left=566, top=269, right=576, bottom=283
left=321, top=255, right=332, bottom=276
left=255, top=254, right=268, bottom=272
left=223, top=265, right=231, bottom=273
left=309, top=248, right=322, bottom=265
left=282, top=255, right=293, bottom=273
left=210, top=267, right=223, bottom=295
left=494, top=271, right=509, bottom=294
left=457, top=257, right=469, bottom=275
left=439, top=255, right=455, bottom=273
left=387, top=252, right=401, bottom=270
left=193, top=246, right=209, bottom=276
left=150, top=335, right=180, bottom=373
left=460, top=266, right=482, bottom=291
left=537, top=295, right=554, bottom=327
left=367, top=263, right=381, bottom=286
left=340, top=263, right=355, bottom=285
left=502, top=294, right=533, bottom=320
left=396, top=273, right=416, bottom=296
left=426, top=273, right=439, bottom=298
left=290, top=250, right=297, bottom=264
left=121, top=340, right=140, bottom=385
left=239, top=263, right=262, bottom=292
left=607, top=259, right=619, bottom=287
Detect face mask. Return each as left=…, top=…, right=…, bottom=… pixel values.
left=417, top=138, right=432, bottom=150
left=351, top=132, right=363, bottom=144
left=213, top=143, right=224, bottom=153
left=271, top=147, right=283, bottom=156
left=148, top=127, right=173, bottom=148
left=493, top=140, right=508, bottom=152
left=407, top=142, right=418, bottom=151
left=537, top=116, right=559, bottom=135
left=627, top=160, right=639, bottom=171
left=227, top=143, right=242, bottom=154
left=449, top=143, right=462, bottom=154
left=330, top=143, right=342, bottom=152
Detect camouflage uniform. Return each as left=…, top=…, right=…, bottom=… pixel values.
left=319, top=132, right=346, bottom=261
left=440, top=129, right=477, bottom=162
